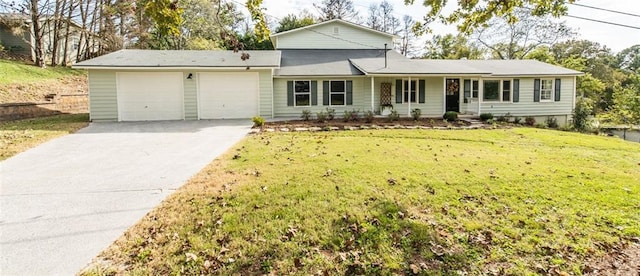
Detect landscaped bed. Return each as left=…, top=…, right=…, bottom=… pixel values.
left=82, top=128, right=639, bottom=275
left=261, top=117, right=476, bottom=132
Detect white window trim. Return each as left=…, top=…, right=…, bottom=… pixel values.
left=328, top=80, right=347, bottom=106
left=402, top=79, right=418, bottom=103
left=540, top=78, right=554, bottom=102
left=472, top=79, right=479, bottom=99
left=463, top=79, right=480, bottom=99
left=481, top=79, right=512, bottom=103
left=293, top=80, right=312, bottom=107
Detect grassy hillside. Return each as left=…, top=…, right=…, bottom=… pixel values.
left=83, top=128, right=640, bottom=275
left=0, top=59, right=86, bottom=103
left=0, top=59, right=84, bottom=85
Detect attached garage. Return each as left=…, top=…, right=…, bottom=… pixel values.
left=198, top=72, right=259, bottom=119
left=117, top=72, right=184, bottom=121
left=74, top=50, right=280, bottom=122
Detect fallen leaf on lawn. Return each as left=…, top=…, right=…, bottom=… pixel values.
left=185, top=252, right=197, bottom=262
left=410, top=264, right=420, bottom=274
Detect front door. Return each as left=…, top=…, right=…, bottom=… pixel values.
left=445, top=78, right=460, bottom=112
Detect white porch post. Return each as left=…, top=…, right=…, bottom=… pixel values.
left=478, top=77, right=483, bottom=115
left=370, top=76, right=375, bottom=112
left=407, top=76, right=412, bottom=117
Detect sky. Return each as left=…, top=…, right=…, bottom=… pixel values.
left=257, top=0, right=640, bottom=54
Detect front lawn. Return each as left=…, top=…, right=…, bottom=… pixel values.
left=83, top=128, right=639, bottom=275
left=0, top=114, right=89, bottom=160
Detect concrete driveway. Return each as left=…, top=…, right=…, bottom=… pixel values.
left=0, top=120, right=252, bottom=275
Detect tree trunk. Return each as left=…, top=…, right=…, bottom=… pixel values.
left=30, top=0, right=45, bottom=67
left=61, top=0, right=75, bottom=66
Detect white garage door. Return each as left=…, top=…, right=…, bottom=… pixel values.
left=117, top=72, right=184, bottom=121
left=198, top=72, right=259, bottom=119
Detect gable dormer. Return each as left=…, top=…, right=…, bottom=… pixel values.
left=270, top=19, right=396, bottom=50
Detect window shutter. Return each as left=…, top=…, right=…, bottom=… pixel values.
left=533, top=79, right=540, bottom=102
left=311, top=81, right=318, bottom=105
left=554, top=78, right=561, bottom=102
left=287, top=81, right=294, bottom=106
left=346, top=80, right=353, bottom=105
left=463, top=79, right=471, bottom=103
left=513, top=79, right=519, bottom=103
left=323, top=81, right=329, bottom=105
left=395, top=79, right=402, bottom=103
left=418, top=80, right=426, bottom=103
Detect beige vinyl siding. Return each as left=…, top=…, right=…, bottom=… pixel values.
left=87, top=69, right=274, bottom=121
left=273, top=77, right=446, bottom=118
left=88, top=70, right=118, bottom=121
left=274, top=78, right=370, bottom=117
left=183, top=72, right=197, bottom=119
left=480, top=77, right=574, bottom=116
left=391, top=77, right=444, bottom=117
left=258, top=70, right=273, bottom=117
left=275, top=22, right=393, bottom=49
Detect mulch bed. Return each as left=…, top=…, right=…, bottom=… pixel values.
left=254, top=117, right=499, bottom=132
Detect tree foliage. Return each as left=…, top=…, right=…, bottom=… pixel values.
left=616, top=44, right=640, bottom=72
left=474, top=8, right=574, bottom=60
left=423, top=34, right=483, bottom=59
left=405, top=0, right=574, bottom=34
left=245, top=0, right=269, bottom=41
left=275, top=13, right=315, bottom=33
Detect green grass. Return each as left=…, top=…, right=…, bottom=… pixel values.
left=0, top=59, right=84, bottom=85
left=0, top=114, right=89, bottom=160
left=84, top=128, right=640, bottom=275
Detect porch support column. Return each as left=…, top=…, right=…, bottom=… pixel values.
left=407, top=76, right=412, bottom=117
left=478, top=76, right=483, bottom=115
left=370, top=76, right=375, bottom=112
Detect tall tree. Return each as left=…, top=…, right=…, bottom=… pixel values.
left=423, top=33, right=484, bottom=59
left=180, top=0, right=241, bottom=50
left=397, top=15, right=418, bottom=57
left=474, top=8, right=574, bottom=60
left=314, top=0, right=358, bottom=22
left=365, top=1, right=398, bottom=34
left=275, top=13, right=315, bottom=33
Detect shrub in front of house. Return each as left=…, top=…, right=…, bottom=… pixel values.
left=525, top=116, right=536, bottom=126
left=545, top=116, right=559, bottom=128
left=411, top=108, right=422, bottom=121
left=363, top=110, right=374, bottom=123
left=388, top=110, right=400, bottom=122
left=443, top=111, right=458, bottom=122
left=496, top=112, right=512, bottom=123
left=325, top=108, right=336, bottom=120
left=301, top=110, right=312, bottom=121
left=513, top=116, right=522, bottom=124
left=252, top=116, right=265, bottom=127
left=316, top=111, right=328, bottom=123
left=479, top=113, right=493, bottom=121
left=343, top=109, right=360, bottom=122
left=572, top=98, right=594, bottom=132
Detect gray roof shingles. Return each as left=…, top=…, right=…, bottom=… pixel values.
left=274, top=49, right=405, bottom=76
left=74, top=49, right=582, bottom=77
left=350, top=58, right=582, bottom=76
left=73, top=49, right=281, bottom=68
